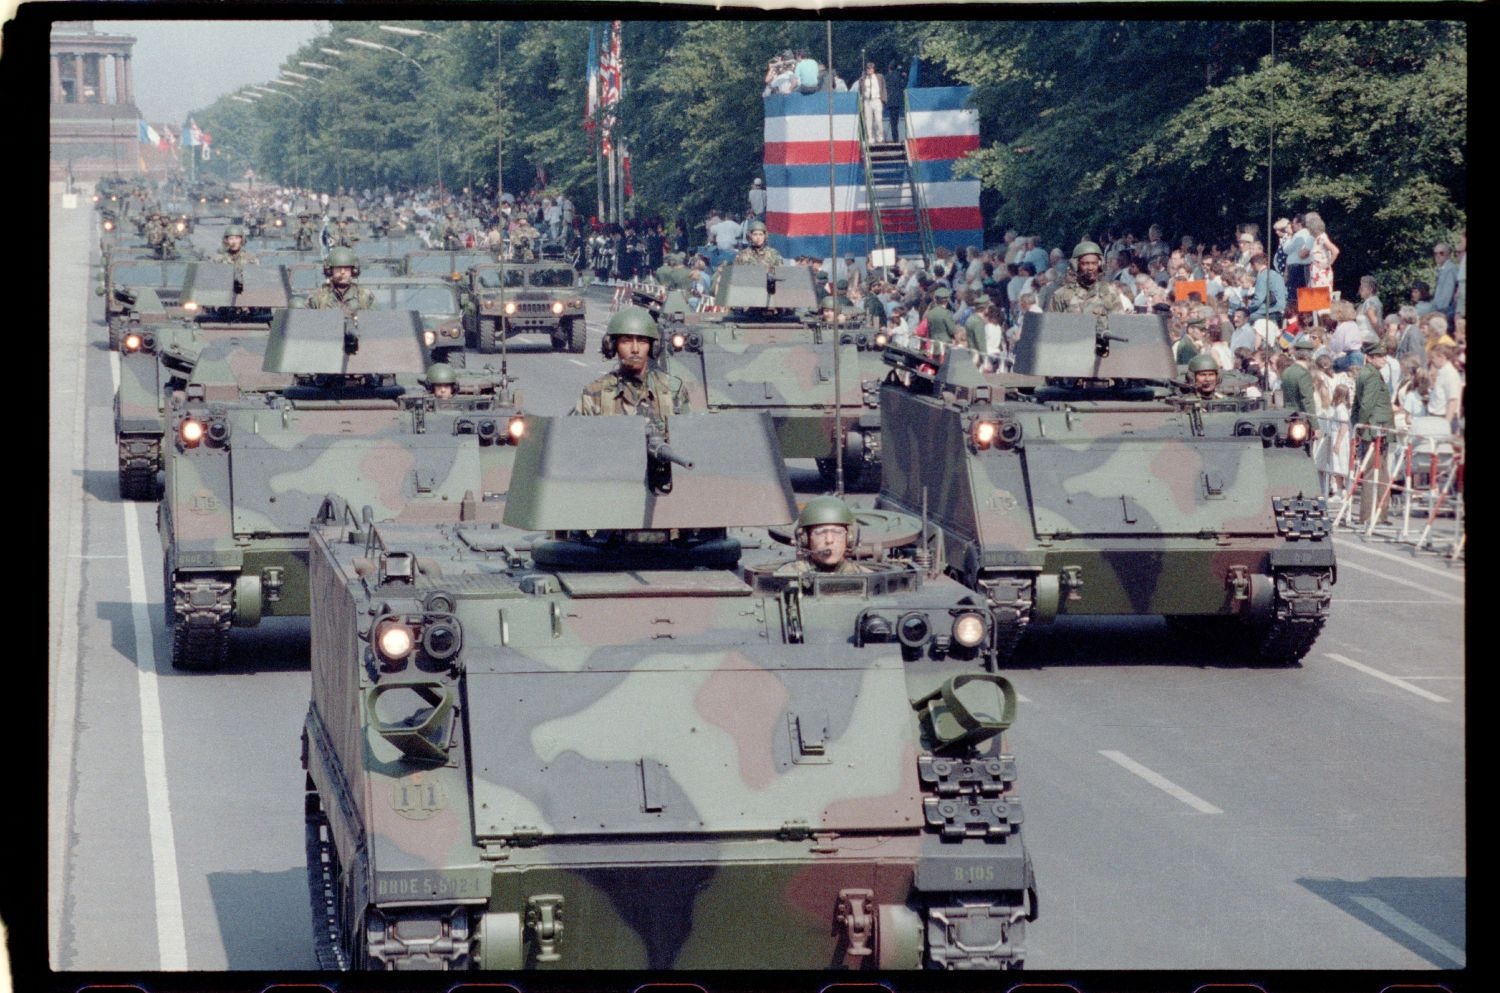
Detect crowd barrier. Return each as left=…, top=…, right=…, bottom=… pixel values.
left=1328, top=417, right=1464, bottom=559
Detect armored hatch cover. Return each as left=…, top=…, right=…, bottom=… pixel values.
left=181, top=261, right=290, bottom=309
left=503, top=412, right=797, bottom=532
left=261, top=309, right=431, bottom=375
left=1013, top=313, right=1178, bottom=381
left=715, top=263, right=818, bottom=311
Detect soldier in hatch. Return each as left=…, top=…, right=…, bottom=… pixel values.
left=424, top=363, right=457, bottom=400
left=734, top=220, right=783, bottom=267
left=574, top=306, right=691, bottom=431
left=1047, top=240, right=1128, bottom=321
left=305, top=247, right=377, bottom=314
left=212, top=224, right=259, bottom=265
left=776, top=496, right=873, bottom=576
left=1186, top=352, right=1224, bottom=400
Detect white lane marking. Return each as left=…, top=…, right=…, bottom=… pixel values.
left=120, top=442, right=189, bottom=967
left=1349, top=895, right=1465, bottom=966
left=1098, top=750, right=1222, bottom=814
left=1335, top=558, right=1462, bottom=604
left=569, top=359, right=588, bottom=367
left=1337, top=599, right=1452, bottom=605
left=1333, top=535, right=1464, bottom=584
left=1325, top=653, right=1451, bottom=703
left=1016, top=693, right=1031, bottom=704
left=75, top=554, right=128, bottom=559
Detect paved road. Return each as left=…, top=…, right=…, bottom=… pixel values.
left=48, top=182, right=1465, bottom=981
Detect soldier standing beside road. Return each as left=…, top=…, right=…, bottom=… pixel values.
left=305, top=247, right=377, bottom=314
left=924, top=285, right=958, bottom=345
left=1279, top=334, right=1317, bottom=414
left=1352, top=340, right=1395, bottom=449
left=776, top=497, right=873, bottom=576
left=748, top=177, right=767, bottom=219
left=1046, top=241, right=1128, bottom=322
left=574, top=306, right=691, bottom=431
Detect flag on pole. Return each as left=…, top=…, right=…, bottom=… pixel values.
left=188, top=118, right=203, bottom=147
left=584, top=24, right=599, bottom=132
left=137, top=120, right=161, bottom=146
left=599, top=20, right=622, bottom=157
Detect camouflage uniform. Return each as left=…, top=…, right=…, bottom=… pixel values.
left=735, top=244, right=784, bottom=267
left=775, top=557, right=874, bottom=577
left=1046, top=278, right=1128, bottom=320
left=574, top=369, right=691, bottom=432
left=295, top=219, right=320, bottom=252
left=305, top=283, right=378, bottom=313
left=329, top=220, right=359, bottom=248
left=212, top=250, right=260, bottom=265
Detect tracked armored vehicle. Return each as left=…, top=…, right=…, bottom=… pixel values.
left=661, top=263, right=888, bottom=490
left=461, top=259, right=588, bottom=354
left=302, top=410, right=1037, bottom=971
left=159, top=308, right=524, bottom=670
left=877, top=312, right=1335, bottom=665
left=113, top=262, right=292, bottom=500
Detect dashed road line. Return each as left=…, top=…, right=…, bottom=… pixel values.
left=1325, top=653, right=1451, bottom=703
left=569, top=358, right=589, bottom=367
left=1350, top=895, right=1465, bottom=966
left=1333, top=535, right=1464, bottom=583
left=1098, top=750, right=1222, bottom=814
left=1334, top=559, right=1461, bottom=604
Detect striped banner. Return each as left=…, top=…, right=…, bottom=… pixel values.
left=763, top=86, right=983, bottom=258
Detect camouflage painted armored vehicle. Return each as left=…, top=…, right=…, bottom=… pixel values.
left=101, top=256, right=194, bottom=347
left=114, top=262, right=292, bottom=500
left=302, top=411, right=1037, bottom=970
left=404, top=250, right=496, bottom=285
left=461, top=260, right=588, bottom=354
left=159, top=308, right=525, bottom=669
left=877, top=312, right=1334, bottom=665
left=661, top=263, right=887, bottom=490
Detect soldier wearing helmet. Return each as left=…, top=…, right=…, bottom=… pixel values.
left=294, top=211, right=320, bottom=252
left=329, top=214, right=360, bottom=248
left=924, top=285, right=957, bottom=345
left=1047, top=240, right=1129, bottom=319
left=424, top=362, right=457, bottom=401
left=776, top=496, right=872, bottom=576
left=734, top=220, right=783, bottom=267
left=305, top=247, right=377, bottom=313
left=1186, top=352, right=1223, bottom=400
left=574, top=305, right=691, bottom=429
left=438, top=205, right=466, bottom=251
left=1279, top=334, right=1317, bottom=414
left=212, top=224, right=259, bottom=265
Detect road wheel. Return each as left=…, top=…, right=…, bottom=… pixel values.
left=477, top=317, right=499, bottom=353
left=566, top=317, right=587, bottom=353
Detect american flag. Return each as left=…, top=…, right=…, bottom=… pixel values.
left=599, top=20, right=622, bottom=157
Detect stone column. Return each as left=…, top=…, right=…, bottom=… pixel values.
left=73, top=54, right=83, bottom=103
left=112, top=53, right=123, bottom=105
left=123, top=54, right=134, bottom=105
left=51, top=54, right=62, bottom=104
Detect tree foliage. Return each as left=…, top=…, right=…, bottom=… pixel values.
left=196, top=18, right=1464, bottom=289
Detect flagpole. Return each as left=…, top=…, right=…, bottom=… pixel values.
left=826, top=20, right=844, bottom=497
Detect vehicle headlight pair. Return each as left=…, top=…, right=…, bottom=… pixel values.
left=969, top=416, right=1022, bottom=451
left=178, top=414, right=229, bottom=448
left=371, top=609, right=464, bottom=670
left=121, top=331, right=155, bottom=353
left=669, top=331, right=702, bottom=353
left=453, top=415, right=526, bottom=444
left=861, top=609, right=988, bottom=652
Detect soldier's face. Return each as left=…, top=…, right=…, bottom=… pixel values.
left=1195, top=370, right=1220, bottom=396
left=1076, top=255, right=1101, bottom=283
left=225, top=235, right=243, bottom=252
left=330, top=265, right=354, bottom=288
left=749, top=229, right=766, bottom=247
left=615, top=334, right=652, bottom=374
left=806, top=525, right=848, bottom=569
left=433, top=383, right=454, bottom=399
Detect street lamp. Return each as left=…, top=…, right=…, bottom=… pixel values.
left=379, top=24, right=434, bottom=38
left=280, top=70, right=312, bottom=81
left=346, top=37, right=423, bottom=71
left=299, top=60, right=335, bottom=71
left=319, top=47, right=346, bottom=57
left=274, top=76, right=305, bottom=88
left=230, top=96, right=255, bottom=105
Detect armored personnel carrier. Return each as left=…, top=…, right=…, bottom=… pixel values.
left=159, top=308, right=525, bottom=670
left=877, top=312, right=1334, bottom=665
left=661, top=263, right=888, bottom=490
left=113, top=263, right=292, bottom=500
left=302, top=410, right=1035, bottom=970
left=461, top=259, right=587, bottom=354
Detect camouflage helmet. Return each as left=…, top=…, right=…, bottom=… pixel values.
left=1292, top=334, right=1317, bottom=353
left=796, top=495, right=856, bottom=531
left=747, top=220, right=768, bottom=234
left=1071, top=240, right=1105, bottom=262
left=1187, top=353, right=1220, bottom=374
left=425, top=362, right=456, bottom=385
left=323, top=246, right=361, bottom=276
left=820, top=295, right=838, bottom=311
left=222, top=224, right=247, bottom=239
left=606, top=305, right=659, bottom=341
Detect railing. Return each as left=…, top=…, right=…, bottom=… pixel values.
left=900, top=90, right=938, bottom=266
left=855, top=92, right=889, bottom=265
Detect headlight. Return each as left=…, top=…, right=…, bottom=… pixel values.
left=972, top=419, right=998, bottom=449
left=504, top=301, right=517, bottom=315
left=671, top=332, right=686, bottom=350
left=897, top=612, right=931, bottom=649
left=274, top=218, right=284, bottom=227
left=183, top=300, right=199, bottom=313
left=103, top=220, right=115, bottom=232
left=123, top=332, right=142, bottom=352
left=423, top=329, right=437, bottom=347
left=506, top=416, right=526, bottom=442
left=1287, top=418, right=1310, bottom=445
left=375, top=621, right=415, bottom=662
left=874, top=331, right=888, bottom=347
left=179, top=418, right=206, bottom=447
left=952, top=612, right=987, bottom=648
left=175, top=222, right=186, bottom=233
left=551, top=301, right=564, bottom=315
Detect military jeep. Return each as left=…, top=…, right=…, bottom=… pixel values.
left=462, top=261, right=588, bottom=354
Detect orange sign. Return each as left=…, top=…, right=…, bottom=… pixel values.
left=1173, top=279, right=1208, bottom=302
left=1297, top=286, right=1332, bottom=313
